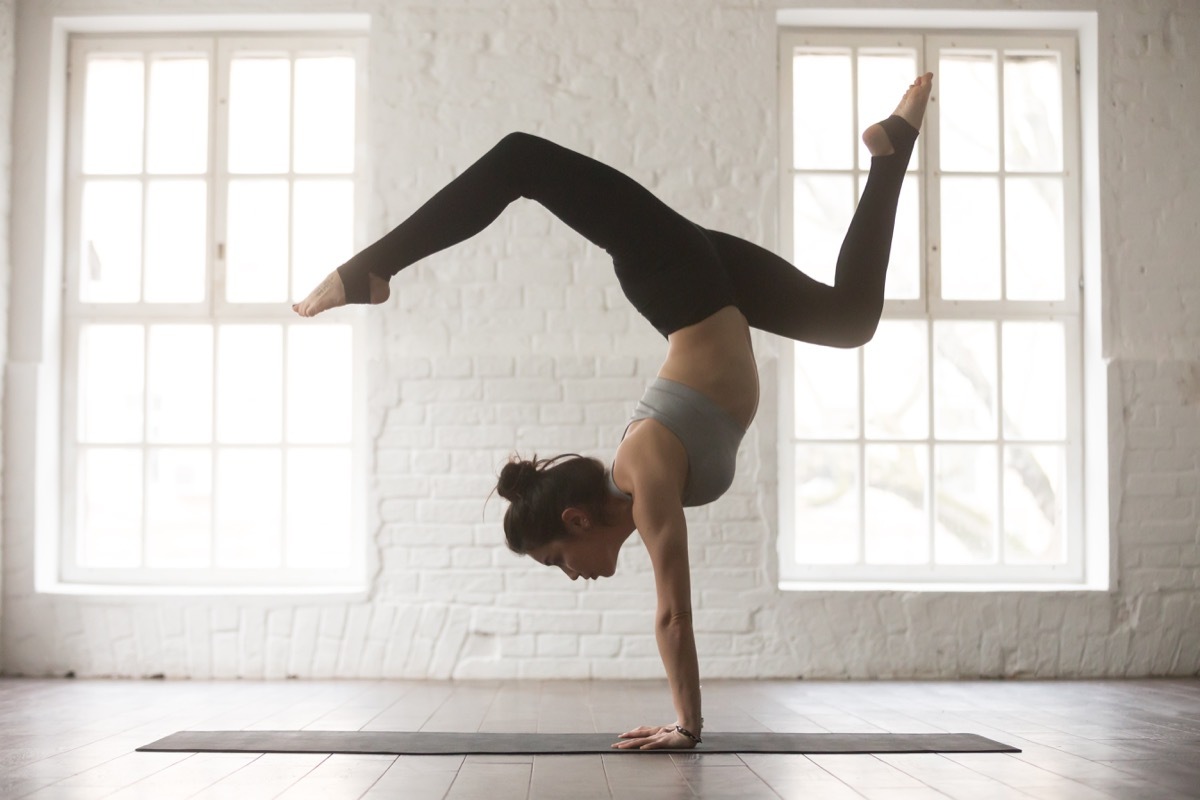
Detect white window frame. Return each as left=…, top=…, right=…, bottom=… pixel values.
left=57, top=30, right=370, bottom=590
left=776, top=11, right=1109, bottom=592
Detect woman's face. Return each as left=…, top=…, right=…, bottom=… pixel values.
left=527, top=529, right=618, bottom=581
left=525, top=509, right=632, bottom=581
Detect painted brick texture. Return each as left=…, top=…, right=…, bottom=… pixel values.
left=1, top=0, right=1198, bottom=681
left=0, top=0, right=13, bottom=656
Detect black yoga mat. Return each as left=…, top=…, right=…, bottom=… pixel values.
left=138, top=730, right=1019, bottom=755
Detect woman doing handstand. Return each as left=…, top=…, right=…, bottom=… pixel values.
left=295, top=73, right=933, bottom=750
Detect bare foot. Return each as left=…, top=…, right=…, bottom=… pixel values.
left=862, top=72, right=934, bottom=157
left=292, top=270, right=390, bottom=317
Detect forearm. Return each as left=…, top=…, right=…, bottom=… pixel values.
left=656, top=613, right=702, bottom=733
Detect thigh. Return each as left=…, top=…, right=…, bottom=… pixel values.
left=705, top=229, right=843, bottom=345
left=513, top=134, right=703, bottom=261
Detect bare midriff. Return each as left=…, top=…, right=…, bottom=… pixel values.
left=656, top=305, right=760, bottom=430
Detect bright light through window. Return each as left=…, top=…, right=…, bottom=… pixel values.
left=66, top=35, right=364, bottom=586
left=780, top=31, right=1083, bottom=586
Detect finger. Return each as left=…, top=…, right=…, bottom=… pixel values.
left=610, top=738, right=647, bottom=749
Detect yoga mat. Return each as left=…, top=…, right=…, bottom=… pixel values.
left=139, top=731, right=1019, bottom=755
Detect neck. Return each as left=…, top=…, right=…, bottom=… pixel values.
left=610, top=496, right=638, bottom=543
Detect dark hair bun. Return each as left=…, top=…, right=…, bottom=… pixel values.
left=497, top=458, right=540, bottom=503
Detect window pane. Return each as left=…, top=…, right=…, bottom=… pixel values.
left=147, top=324, right=212, bottom=443
left=939, top=50, right=999, bottom=172
left=1004, top=445, right=1066, bottom=564
left=145, top=179, right=207, bottom=303
left=793, top=174, right=855, bottom=286
left=228, top=57, right=290, bottom=174
left=792, top=51, right=853, bottom=170
left=287, top=448, right=351, bottom=568
left=864, top=319, right=928, bottom=439
left=1006, top=177, right=1065, bottom=301
left=288, top=325, right=352, bottom=443
left=857, top=49, right=920, bottom=170
left=217, top=325, right=282, bottom=443
left=793, top=342, right=858, bottom=439
left=81, top=180, right=142, bottom=303
left=294, top=56, right=355, bottom=174
left=794, top=444, right=859, bottom=564
left=1004, top=53, right=1063, bottom=172
left=934, top=444, right=998, bottom=564
left=146, top=57, right=208, bottom=174
left=933, top=320, right=997, bottom=439
left=215, top=448, right=281, bottom=568
left=146, top=448, right=212, bottom=568
left=226, top=179, right=289, bottom=302
left=78, top=448, right=142, bottom=568
left=82, top=56, right=144, bottom=175
left=292, top=180, right=354, bottom=303
left=940, top=176, right=1001, bottom=300
left=79, top=324, right=144, bottom=444
left=865, top=444, right=928, bottom=565
left=1002, top=321, right=1066, bottom=440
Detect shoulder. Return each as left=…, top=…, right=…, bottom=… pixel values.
left=619, top=419, right=687, bottom=504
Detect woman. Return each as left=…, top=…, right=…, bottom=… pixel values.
left=296, top=74, right=933, bottom=750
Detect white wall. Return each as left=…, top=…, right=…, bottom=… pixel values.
left=2, top=0, right=1198, bottom=681
left=0, top=0, right=16, bottom=667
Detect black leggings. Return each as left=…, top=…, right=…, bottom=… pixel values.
left=337, top=121, right=917, bottom=346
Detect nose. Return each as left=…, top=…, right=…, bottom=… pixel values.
left=561, top=566, right=580, bottom=581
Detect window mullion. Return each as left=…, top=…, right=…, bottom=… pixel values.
left=995, top=319, right=1006, bottom=565
left=140, top=51, right=151, bottom=305
left=924, top=38, right=942, bottom=315
left=997, top=49, right=1008, bottom=303
left=281, top=51, right=298, bottom=571
left=926, top=320, right=935, bottom=566
left=139, top=50, right=151, bottom=571
left=856, top=349, right=866, bottom=566
left=213, top=38, right=232, bottom=318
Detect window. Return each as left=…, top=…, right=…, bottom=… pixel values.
left=778, top=30, right=1086, bottom=587
left=62, top=34, right=366, bottom=587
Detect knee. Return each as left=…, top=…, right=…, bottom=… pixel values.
left=497, top=131, right=547, bottom=158
left=833, top=303, right=882, bottom=349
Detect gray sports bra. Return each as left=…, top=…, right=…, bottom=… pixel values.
left=606, top=377, right=747, bottom=508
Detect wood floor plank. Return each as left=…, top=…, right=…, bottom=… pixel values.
left=190, top=753, right=329, bottom=800
left=601, top=752, right=693, bottom=799
left=806, top=754, right=930, bottom=791
left=103, top=753, right=259, bottom=800
left=0, top=678, right=1197, bottom=800
left=675, top=763, right=782, bottom=799
left=444, top=762, right=531, bottom=800
left=760, top=778, right=863, bottom=800
left=872, top=754, right=1041, bottom=800
left=359, top=754, right=462, bottom=800
left=273, top=754, right=397, bottom=800
left=16, top=751, right=193, bottom=798
left=529, top=754, right=610, bottom=800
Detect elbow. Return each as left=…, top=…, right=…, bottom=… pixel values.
left=656, top=609, right=694, bottom=630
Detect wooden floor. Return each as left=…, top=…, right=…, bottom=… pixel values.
left=0, top=678, right=1197, bottom=799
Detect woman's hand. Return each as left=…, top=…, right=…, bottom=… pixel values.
left=611, top=724, right=698, bottom=750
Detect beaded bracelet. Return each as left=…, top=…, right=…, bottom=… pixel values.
left=675, top=725, right=702, bottom=745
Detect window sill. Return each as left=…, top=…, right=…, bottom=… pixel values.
left=779, top=581, right=1110, bottom=593
left=36, top=580, right=369, bottom=602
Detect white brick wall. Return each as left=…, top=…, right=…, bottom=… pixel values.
left=2, top=0, right=1199, bottom=681
left=0, top=0, right=12, bottom=661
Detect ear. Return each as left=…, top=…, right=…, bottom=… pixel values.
left=560, top=507, right=590, bottom=534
